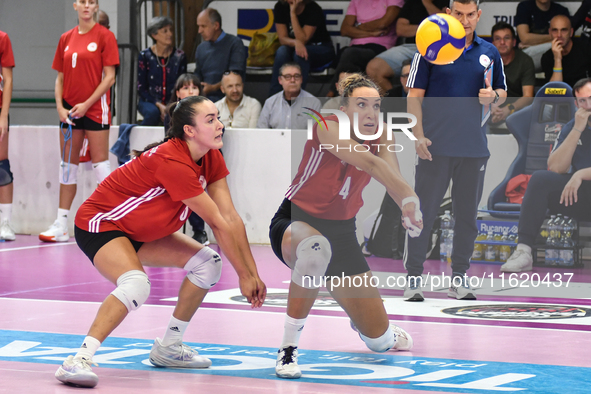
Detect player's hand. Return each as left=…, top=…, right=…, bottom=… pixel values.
left=491, top=105, right=510, bottom=123
left=560, top=171, right=582, bottom=206
left=401, top=202, right=423, bottom=237
left=415, top=137, right=432, bottom=161
left=479, top=78, right=495, bottom=105
left=295, top=40, right=308, bottom=60
left=69, top=102, right=89, bottom=120
left=0, top=115, right=8, bottom=142
left=58, top=107, right=75, bottom=125
left=573, top=107, right=591, bottom=132
left=253, top=277, right=267, bottom=308
left=551, top=38, right=563, bottom=60
left=238, top=275, right=260, bottom=308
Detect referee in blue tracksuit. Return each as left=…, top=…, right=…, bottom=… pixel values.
left=404, top=0, right=507, bottom=301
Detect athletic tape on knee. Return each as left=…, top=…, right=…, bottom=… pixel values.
left=92, top=160, right=111, bottom=183
left=110, top=270, right=151, bottom=312
left=59, top=161, right=78, bottom=185
left=359, top=326, right=395, bottom=353
left=184, top=246, right=223, bottom=289
left=292, top=235, right=331, bottom=289
left=0, top=159, right=13, bottom=186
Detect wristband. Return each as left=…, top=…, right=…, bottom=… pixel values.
left=573, top=126, right=584, bottom=134
left=402, top=196, right=420, bottom=210
left=553, top=68, right=563, bottom=72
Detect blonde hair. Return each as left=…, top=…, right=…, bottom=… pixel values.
left=338, top=73, right=382, bottom=107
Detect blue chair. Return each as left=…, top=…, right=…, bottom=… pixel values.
left=487, top=82, right=575, bottom=218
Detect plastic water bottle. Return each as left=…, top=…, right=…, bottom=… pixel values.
left=545, top=215, right=557, bottom=265
left=499, top=231, right=511, bottom=262
left=445, top=229, right=454, bottom=263
left=485, top=230, right=496, bottom=262
left=440, top=211, right=452, bottom=262
left=559, top=216, right=575, bottom=266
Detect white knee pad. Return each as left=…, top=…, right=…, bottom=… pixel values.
left=59, top=161, right=78, bottom=185
left=359, top=327, right=395, bottom=353
left=92, top=160, right=111, bottom=183
left=292, top=235, right=332, bottom=289
left=184, top=246, right=223, bottom=289
left=110, top=270, right=151, bottom=312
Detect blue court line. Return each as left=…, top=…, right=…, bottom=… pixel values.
left=1, top=330, right=590, bottom=393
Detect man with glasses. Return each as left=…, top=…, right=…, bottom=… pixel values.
left=490, top=22, right=535, bottom=125
left=257, top=62, right=321, bottom=129
left=502, top=78, right=591, bottom=272
left=404, top=0, right=507, bottom=301
left=215, top=71, right=262, bottom=128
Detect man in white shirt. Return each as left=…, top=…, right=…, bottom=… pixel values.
left=215, top=71, right=261, bottom=128
left=257, top=62, right=321, bottom=129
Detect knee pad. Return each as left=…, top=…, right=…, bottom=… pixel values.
left=292, top=235, right=331, bottom=289
left=92, top=160, right=111, bottom=183
left=184, top=246, right=223, bottom=289
left=59, top=161, right=78, bottom=185
left=110, top=270, right=151, bottom=312
left=0, top=159, right=13, bottom=186
left=359, top=326, right=395, bottom=353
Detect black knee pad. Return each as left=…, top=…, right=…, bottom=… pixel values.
left=0, top=159, right=13, bottom=186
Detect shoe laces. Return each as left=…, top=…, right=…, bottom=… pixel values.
left=50, top=220, right=64, bottom=231
left=177, top=343, right=196, bottom=360
left=509, top=250, right=527, bottom=261
left=73, top=357, right=98, bottom=369
left=408, top=276, right=421, bottom=289
left=279, top=346, right=297, bottom=365
left=0, top=219, right=14, bottom=231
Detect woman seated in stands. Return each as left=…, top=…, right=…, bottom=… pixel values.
left=138, top=16, right=187, bottom=126
left=269, top=0, right=335, bottom=96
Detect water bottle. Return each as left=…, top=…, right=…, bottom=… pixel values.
left=440, top=211, right=452, bottom=262
left=545, top=215, right=557, bottom=265
left=445, top=229, right=454, bottom=263
left=559, top=216, right=575, bottom=266
left=485, top=230, right=496, bottom=262
left=472, top=231, right=486, bottom=260
left=499, top=231, right=512, bottom=262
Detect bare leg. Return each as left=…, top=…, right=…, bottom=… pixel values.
left=366, top=57, right=395, bottom=93
left=0, top=134, right=12, bottom=204
left=58, top=128, right=84, bottom=210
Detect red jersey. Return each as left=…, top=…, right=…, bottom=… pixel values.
left=286, top=115, right=378, bottom=220
left=75, top=139, right=229, bottom=242
left=52, top=24, right=119, bottom=125
left=0, top=31, right=15, bottom=109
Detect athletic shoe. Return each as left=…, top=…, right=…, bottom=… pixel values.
left=390, top=324, right=413, bottom=351
left=39, top=220, right=69, bottom=242
left=55, top=355, right=98, bottom=388
left=149, top=337, right=211, bottom=368
left=192, top=230, right=210, bottom=246
left=501, top=250, right=533, bottom=272
left=0, top=219, right=16, bottom=241
left=403, top=276, right=424, bottom=302
left=275, top=345, right=301, bottom=379
left=448, top=276, right=476, bottom=300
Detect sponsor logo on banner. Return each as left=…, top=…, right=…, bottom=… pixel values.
left=442, top=304, right=591, bottom=320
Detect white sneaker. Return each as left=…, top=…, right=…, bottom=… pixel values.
left=501, top=250, right=533, bottom=272
left=275, top=345, right=301, bottom=379
left=0, top=219, right=15, bottom=241
left=403, top=276, right=424, bottom=302
left=149, top=337, right=211, bottom=368
left=448, top=276, right=476, bottom=300
left=55, top=355, right=98, bottom=388
left=390, top=324, right=413, bottom=351
left=39, top=220, right=69, bottom=242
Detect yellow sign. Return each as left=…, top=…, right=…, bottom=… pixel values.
left=545, top=88, right=567, bottom=95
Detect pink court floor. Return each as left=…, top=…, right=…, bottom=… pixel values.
left=1, top=235, right=591, bottom=393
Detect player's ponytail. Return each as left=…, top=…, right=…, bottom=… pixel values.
left=339, top=73, right=382, bottom=107
left=132, top=96, right=209, bottom=157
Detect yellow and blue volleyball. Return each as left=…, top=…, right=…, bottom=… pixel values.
left=416, top=13, right=466, bottom=65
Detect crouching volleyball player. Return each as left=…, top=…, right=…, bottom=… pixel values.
left=55, top=96, right=266, bottom=388
left=269, top=74, right=423, bottom=379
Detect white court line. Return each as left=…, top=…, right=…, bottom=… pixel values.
left=0, top=242, right=77, bottom=253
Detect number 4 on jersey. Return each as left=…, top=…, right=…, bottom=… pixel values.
left=339, top=176, right=351, bottom=200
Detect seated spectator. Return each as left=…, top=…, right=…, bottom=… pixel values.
left=541, top=15, right=591, bottom=89
left=164, top=73, right=202, bottom=131
left=215, top=71, right=262, bottom=128
left=258, top=62, right=321, bottom=129
left=501, top=78, right=591, bottom=272
left=327, top=0, right=403, bottom=97
left=366, top=0, right=447, bottom=94
left=195, top=8, right=247, bottom=102
left=572, top=0, right=591, bottom=47
left=515, top=0, right=569, bottom=71
left=269, top=0, right=335, bottom=96
left=322, top=71, right=354, bottom=110
left=490, top=22, right=535, bottom=124
left=138, top=16, right=187, bottom=126
left=98, top=10, right=110, bottom=29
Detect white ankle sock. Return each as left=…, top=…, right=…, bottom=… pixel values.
left=281, top=315, right=307, bottom=348
left=161, top=316, right=190, bottom=346
left=75, top=336, right=101, bottom=361
left=516, top=243, right=531, bottom=255
left=0, top=203, right=12, bottom=223
left=57, top=208, right=69, bottom=228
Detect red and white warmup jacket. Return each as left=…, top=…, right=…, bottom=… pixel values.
left=52, top=23, right=119, bottom=125
left=76, top=139, right=229, bottom=242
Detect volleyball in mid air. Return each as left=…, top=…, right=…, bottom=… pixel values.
left=416, top=13, right=466, bottom=65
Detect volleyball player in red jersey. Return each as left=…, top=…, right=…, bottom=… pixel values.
left=55, top=96, right=267, bottom=388
left=0, top=30, right=15, bottom=241
left=270, top=74, right=423, bottom=378
left=40, top=0, right=119, bottom=243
